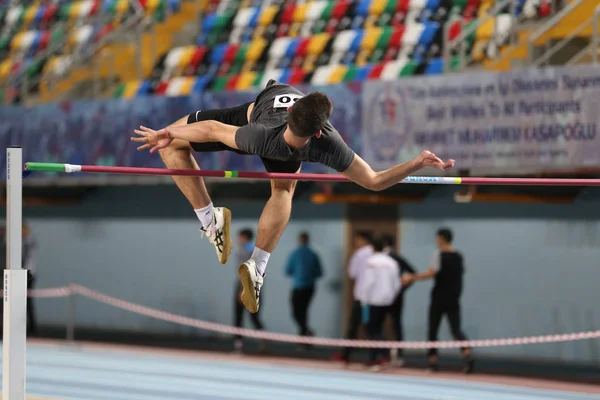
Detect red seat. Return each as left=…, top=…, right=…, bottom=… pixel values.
left=289, top=67, right=306, bottom=85
left=368, top=62, right=386, bottom=79
left=332, top=0, right=351, bottom=19
left=189, top=46, right=208, bottom=69
left=226, top=74, right=240, bottom=90
left=154, top=81, right=169, bottom=95
left=223, top=44, right=239, bottom=64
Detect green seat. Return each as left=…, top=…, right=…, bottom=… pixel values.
left=399, top=60, right=419, bottom=77
left=113, top=83, right=125, bottom=98
left=50, top=26, right=64, bottom=45
left=211, top=75, right=229, bottom=91
left=252, top=71, right=264, bottom=88
left=343, top=65, right=359, bottom=82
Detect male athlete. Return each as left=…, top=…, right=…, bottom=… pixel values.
left=131, top=80, right=454, bottom=314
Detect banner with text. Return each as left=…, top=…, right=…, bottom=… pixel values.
left=362, top=65, right=600, bottom=171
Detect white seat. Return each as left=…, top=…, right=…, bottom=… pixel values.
left=311, top=64, right=335, bottom=85
left=380, top=59, right=408, bottom=80
left=233, top=7, right=256, bottom=28
left=260, top=69, right=283, bottom=87
left=162, top=47, right=185, bottom=81
left=165, top=77, right=185, bottom=97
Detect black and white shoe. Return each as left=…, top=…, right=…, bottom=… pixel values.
left=200, top=207, right=232, bottom=264
left=237, top=259, right=263, bottom=313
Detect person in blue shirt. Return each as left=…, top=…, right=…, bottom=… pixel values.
left=285, top=232, right=323, bottom=338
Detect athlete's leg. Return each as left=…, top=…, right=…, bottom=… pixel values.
left=238, top=162, right=300, bottom=313
left=159, top=138, right=211, bottom=209
left=255, top=174, right=298, bottom=253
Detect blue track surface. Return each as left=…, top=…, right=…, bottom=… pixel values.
left=1, top=343, right=599, bottom=400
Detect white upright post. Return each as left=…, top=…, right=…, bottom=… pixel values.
left=3, top=146, right=27, bottom=400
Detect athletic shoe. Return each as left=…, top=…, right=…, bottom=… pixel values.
left=237, top=259, right=263, bottom=313
left=330, top=352, right=349, bottom=363
left=463, top=358, right=475, bottom=374
left=426, top=363, right=439, bottom=373
left=233, top=339, right=243, bottom=354
left=200, top=207, right=232, bottom=264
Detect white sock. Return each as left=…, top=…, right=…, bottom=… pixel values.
left=251, top=247, right=270, bottom=276
left=194, top=203, right=214, bottom=230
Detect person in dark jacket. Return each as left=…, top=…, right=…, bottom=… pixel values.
left=413, top=228, right=474, bottom=373
left=380, top=234, right=416, bottom=367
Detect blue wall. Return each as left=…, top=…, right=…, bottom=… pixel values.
left=27, top=186, right=347, bottom=339
left=398, top=199, right=600, bottom=365
left=24, top=186, right=600, bottom=365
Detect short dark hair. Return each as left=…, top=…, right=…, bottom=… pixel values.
left=239, top=228, right=254, bottom=241
left=372, top=237, right=385, bottom=252
left=380, top=234, right=395, bottom=248
left=288, top=92, right=332, bottom=138
left=437, top=228, right=453, bottom=244
left=299, top=232, right=309, bottom=243
left=355, top=230, right=373, bottom=244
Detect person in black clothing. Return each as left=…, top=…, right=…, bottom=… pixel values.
left=380, top=234, right=416, bottom=367
left=413, top=228, right=474, bottom=373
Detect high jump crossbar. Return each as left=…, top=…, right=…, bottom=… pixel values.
left=23, top=162, right=600, bottom=186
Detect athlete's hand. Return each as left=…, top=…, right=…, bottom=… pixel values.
left=417, top=150, right=454, bottom=171
left=131, top=125, right=173, bottom=153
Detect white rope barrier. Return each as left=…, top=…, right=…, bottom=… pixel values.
left=25, top=285, right=600, bottom=349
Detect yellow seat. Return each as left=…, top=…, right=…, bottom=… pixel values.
left=327, top=65, right=348, bottom=84
left=116, top=0, right=129, bottom=15
left=471, top=39, right=487, bottom=62
left=178, top=77, right=196, bottom=95
left=10, top=32, right=25, bottom=51
left=246, top=37, right=267, bottom=62
left=146, top=0, right=160, bottom=15
left=369, top=0, right=387, bottom=17
left=237, top=71, right=257, bottom=90
left=0, top=58, right=13, bottom=79
left=361, top=27, right=383, bottom=51
left=122, top=80, right=141, bottom=98
left=69, top=1, right=89, bottom=21
left=23, top=4, right=39, bottom=26
left=476, top=18, right=494, bottom=40
left=307, top=33, right=331, bottom=55
left=258, top=5, right=278, bottom=26
left=293, top=2, right=309, bottom=23
left=177, top=46, right=196, bottom=68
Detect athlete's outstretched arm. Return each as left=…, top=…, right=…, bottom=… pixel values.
left=342, top=151, right=454, bottom=191
left=131, top=121, right=240, bottom=152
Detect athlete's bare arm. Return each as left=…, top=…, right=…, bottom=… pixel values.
left=342, top=152, right=454, bottom=192
left=131, top=121, right=240, bottom=152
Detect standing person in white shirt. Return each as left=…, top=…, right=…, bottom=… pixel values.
left=331, top=231, right=373, bottom=363
left=360, top=237, right=413, bottom=370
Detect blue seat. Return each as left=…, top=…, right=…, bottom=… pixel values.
left=425, top=58, right=444, bottom=75
left=355, top=64, right=372, bottom=81
left=209, top=43, right=228, bottom=66
left=425, top=0, right=441, bottom=14
left=356, top=0, right=372, bottom=17
left=192, top=75, right=211, bottom=92
left=285, top=38, right=301, bottom=59
left=418, top=22, right=439, bottom=50
left=349, top=29, right=364, bottom=53
left=136, top=80, right=152, bottom=96
left=279, top=68, right=292, bottom=84
left=168, top=0, right=181, bottom=13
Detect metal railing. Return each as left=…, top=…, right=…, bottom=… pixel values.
left=443, top=0, right=530, bottom=73
left=566, top=4, right=600, bottom=66
left=447, top=0, right=568, bottom=72
left=527, top=0, right=587, bottom=67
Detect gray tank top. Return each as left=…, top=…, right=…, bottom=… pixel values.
left=234, top=80, right=355, bottom=172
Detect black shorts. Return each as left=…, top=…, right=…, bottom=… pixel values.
left=187, top=103, right=301, bottom=174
